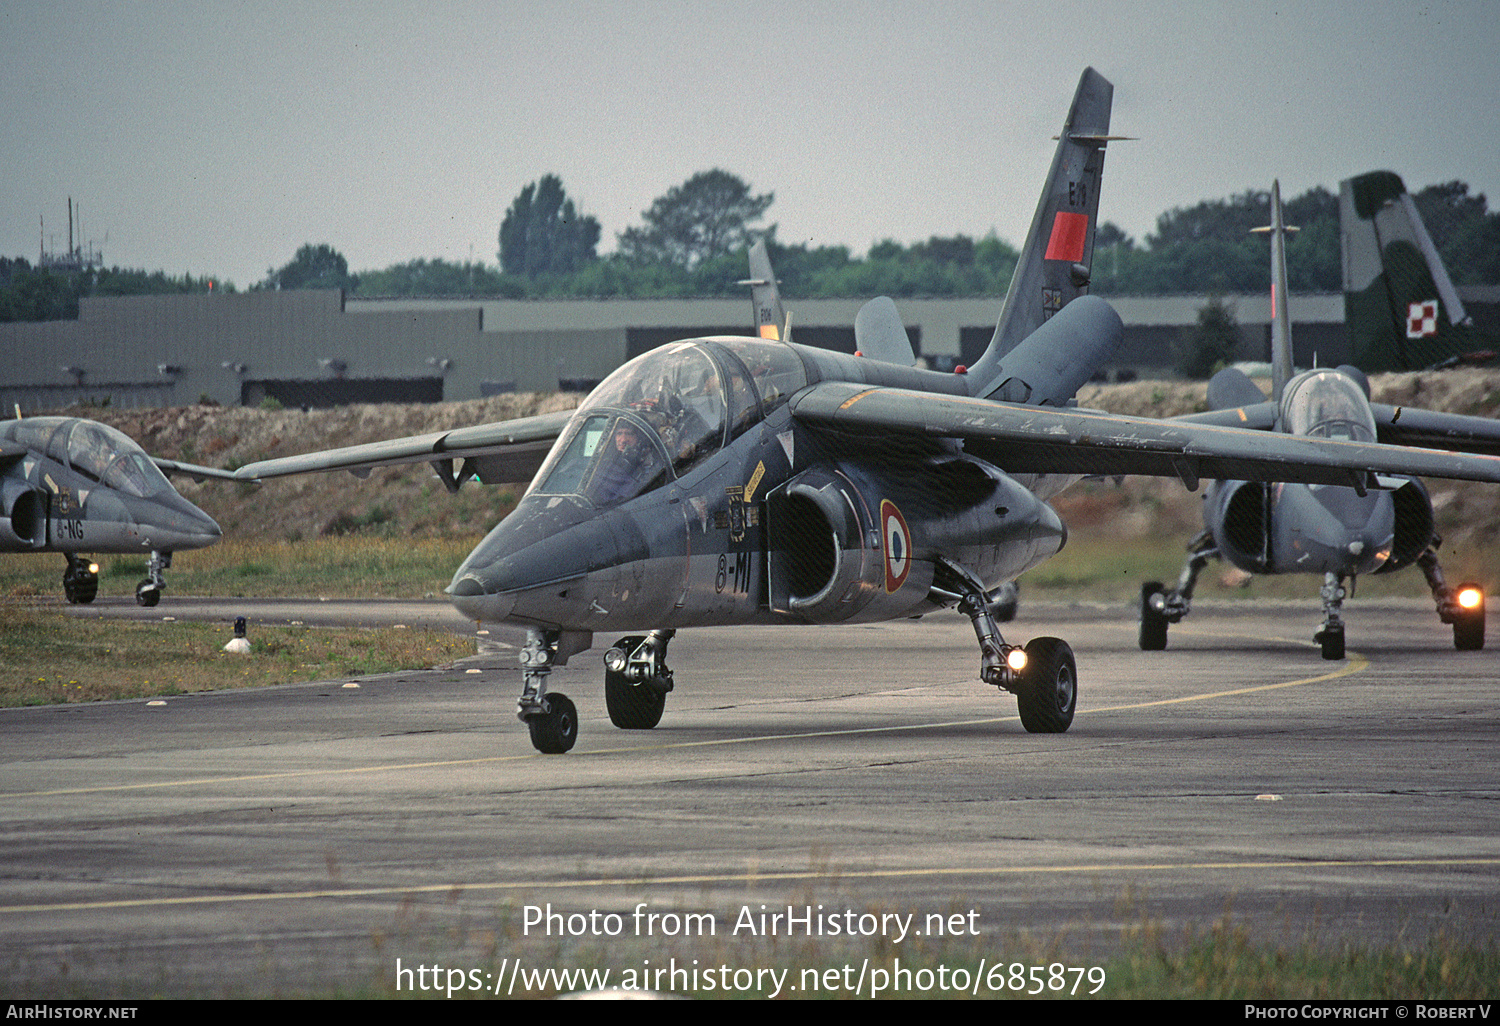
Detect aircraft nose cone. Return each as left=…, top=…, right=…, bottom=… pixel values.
left=446, top=573, right=516, bottom=623
left=448, top=576, right=486, bottom=597
left=143, top=493, right=222, bottom=550
left=444, top=496, right=638, bottom=626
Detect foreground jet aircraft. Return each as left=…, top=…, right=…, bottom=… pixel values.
left=238, top=70, right=1500, bottom=753
left=0, top=415, right=226, bottom=604
left=1342, top=170, right=1495, bottom=371
left=1139, top=182, right=1500, bottom=659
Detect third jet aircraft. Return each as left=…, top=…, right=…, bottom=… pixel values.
left=1139, top=181, right=1500, bottom=658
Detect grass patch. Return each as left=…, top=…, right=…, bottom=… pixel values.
left=0, top=536, right=481, bottom=601
left=5, top=532, right=1496, bottom=608
left=0, top=602, right=475, bottom=706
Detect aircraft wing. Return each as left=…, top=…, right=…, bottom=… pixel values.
left=1156, top=401, right=1500, bottom=457
left=1370, top=404, right=1500, bottom=457
left=152, top=458, right=243, bottom=483
left=789, top=383, right=1500, bottom=488
left=234, top=409, right=574, bottom=486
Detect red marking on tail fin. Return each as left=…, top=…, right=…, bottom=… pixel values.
left=1043, top=211, right=1089, bottom=262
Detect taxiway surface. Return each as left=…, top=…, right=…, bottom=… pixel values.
left=3, top=599, right=1497, bottom=996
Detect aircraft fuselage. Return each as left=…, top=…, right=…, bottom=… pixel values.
left=446, top=337, right=1069, bottom=636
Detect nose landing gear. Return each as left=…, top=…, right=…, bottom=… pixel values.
left=135, top=550, right=172, bottom=607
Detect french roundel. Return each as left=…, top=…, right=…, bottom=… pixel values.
left=881, top=499, right=910, bottom=593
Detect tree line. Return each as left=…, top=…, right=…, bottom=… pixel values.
left=4, top=172, right=1498, bottom=322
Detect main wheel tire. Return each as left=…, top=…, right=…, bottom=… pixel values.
left=1317, top=625, right=1345, bottom=661
left=1138, top=582, right=1168, bottom=651
left=605, top=669, right=667, bottom=729
left=65, top=571, right=98, bottom=605
left=1452, top=582, right=1485, bottom=651
left=527, top=693, right=579, bottom=754
left=604, top=635, right=668, bottom=729
left=136, top=580, right=161, bottom=607
left=1016, top=636, right=1077, bottom=733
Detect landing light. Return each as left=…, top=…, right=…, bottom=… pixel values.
left=1006, top=648, right=1028, bottom=673
left=1458, top=587, right=1483, bottom=610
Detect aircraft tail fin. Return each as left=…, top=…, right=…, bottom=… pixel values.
left=1250, top=180, right=1298, bottom=402
left=968, top=66, right=1121, bottom=396
left=744, top=240, right=790, bottom=342
left=1340, top=171, right=1480, bottom=371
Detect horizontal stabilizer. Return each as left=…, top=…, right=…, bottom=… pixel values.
left=1205, top=367, right=1268, bottom=410
left=853, top=297, right=916, bottom=365
left=978, top=295, right=1123, bottom=405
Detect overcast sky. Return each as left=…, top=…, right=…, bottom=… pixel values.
left=3, top=0, right=1497, bottom=290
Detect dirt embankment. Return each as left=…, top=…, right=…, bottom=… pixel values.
left=78, top=368, right=1500, bottom=549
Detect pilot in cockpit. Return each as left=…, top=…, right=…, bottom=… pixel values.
left=589, top=419, right=664, bottom=507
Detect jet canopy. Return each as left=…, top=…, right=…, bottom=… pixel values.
left=1280, top=371, right=1377, bottom=441
left=529, top=338, right=807, bottom=508
left=2, top=417, right=176, bottom=498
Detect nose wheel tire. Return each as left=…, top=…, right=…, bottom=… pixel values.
left=1316, top=624, right=1345, bottom=661
left=527, top=693, right=578, bottom=754
left=1016, top=636, right=1077, bottom=733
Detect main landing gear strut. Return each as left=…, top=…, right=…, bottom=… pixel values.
left=1418, top=546, right=1485, bottom=651
left=936, top=557, right=1076, bottom=733
left=1138, top=533, right=1214, bottom=652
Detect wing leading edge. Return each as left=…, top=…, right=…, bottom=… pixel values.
left=234, top=409, right=575, bottom=487
left=789, top=382, right=1500, bottom=490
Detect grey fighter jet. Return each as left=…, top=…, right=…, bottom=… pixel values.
left=237, top=70, right=1500, bottom=753
left=1139, top=181, right=1500, bottom=659
left=0, top=415, right=227, bottom=604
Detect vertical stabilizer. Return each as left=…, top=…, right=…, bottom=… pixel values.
left=744, top=240, right=790, bottom=342
left=1251, top=180, right=1297, bottom=402
left=968, top=67, right=1117, bottom=392
left=1340, top=171, right=1476, bottom=371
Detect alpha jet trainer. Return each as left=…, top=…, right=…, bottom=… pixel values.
left=237, top=69, right=1500, bottom=753
left=1, top=415, right=227, bottom=604
left=1138, top=182, right=1500, bottom=659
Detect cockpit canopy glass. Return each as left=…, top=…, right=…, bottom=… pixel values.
left=530, top=339, right=809, bottom=507
left=1281, top=371, right=1376, bottom=442
left=2, top=417, right=173, bottom=498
